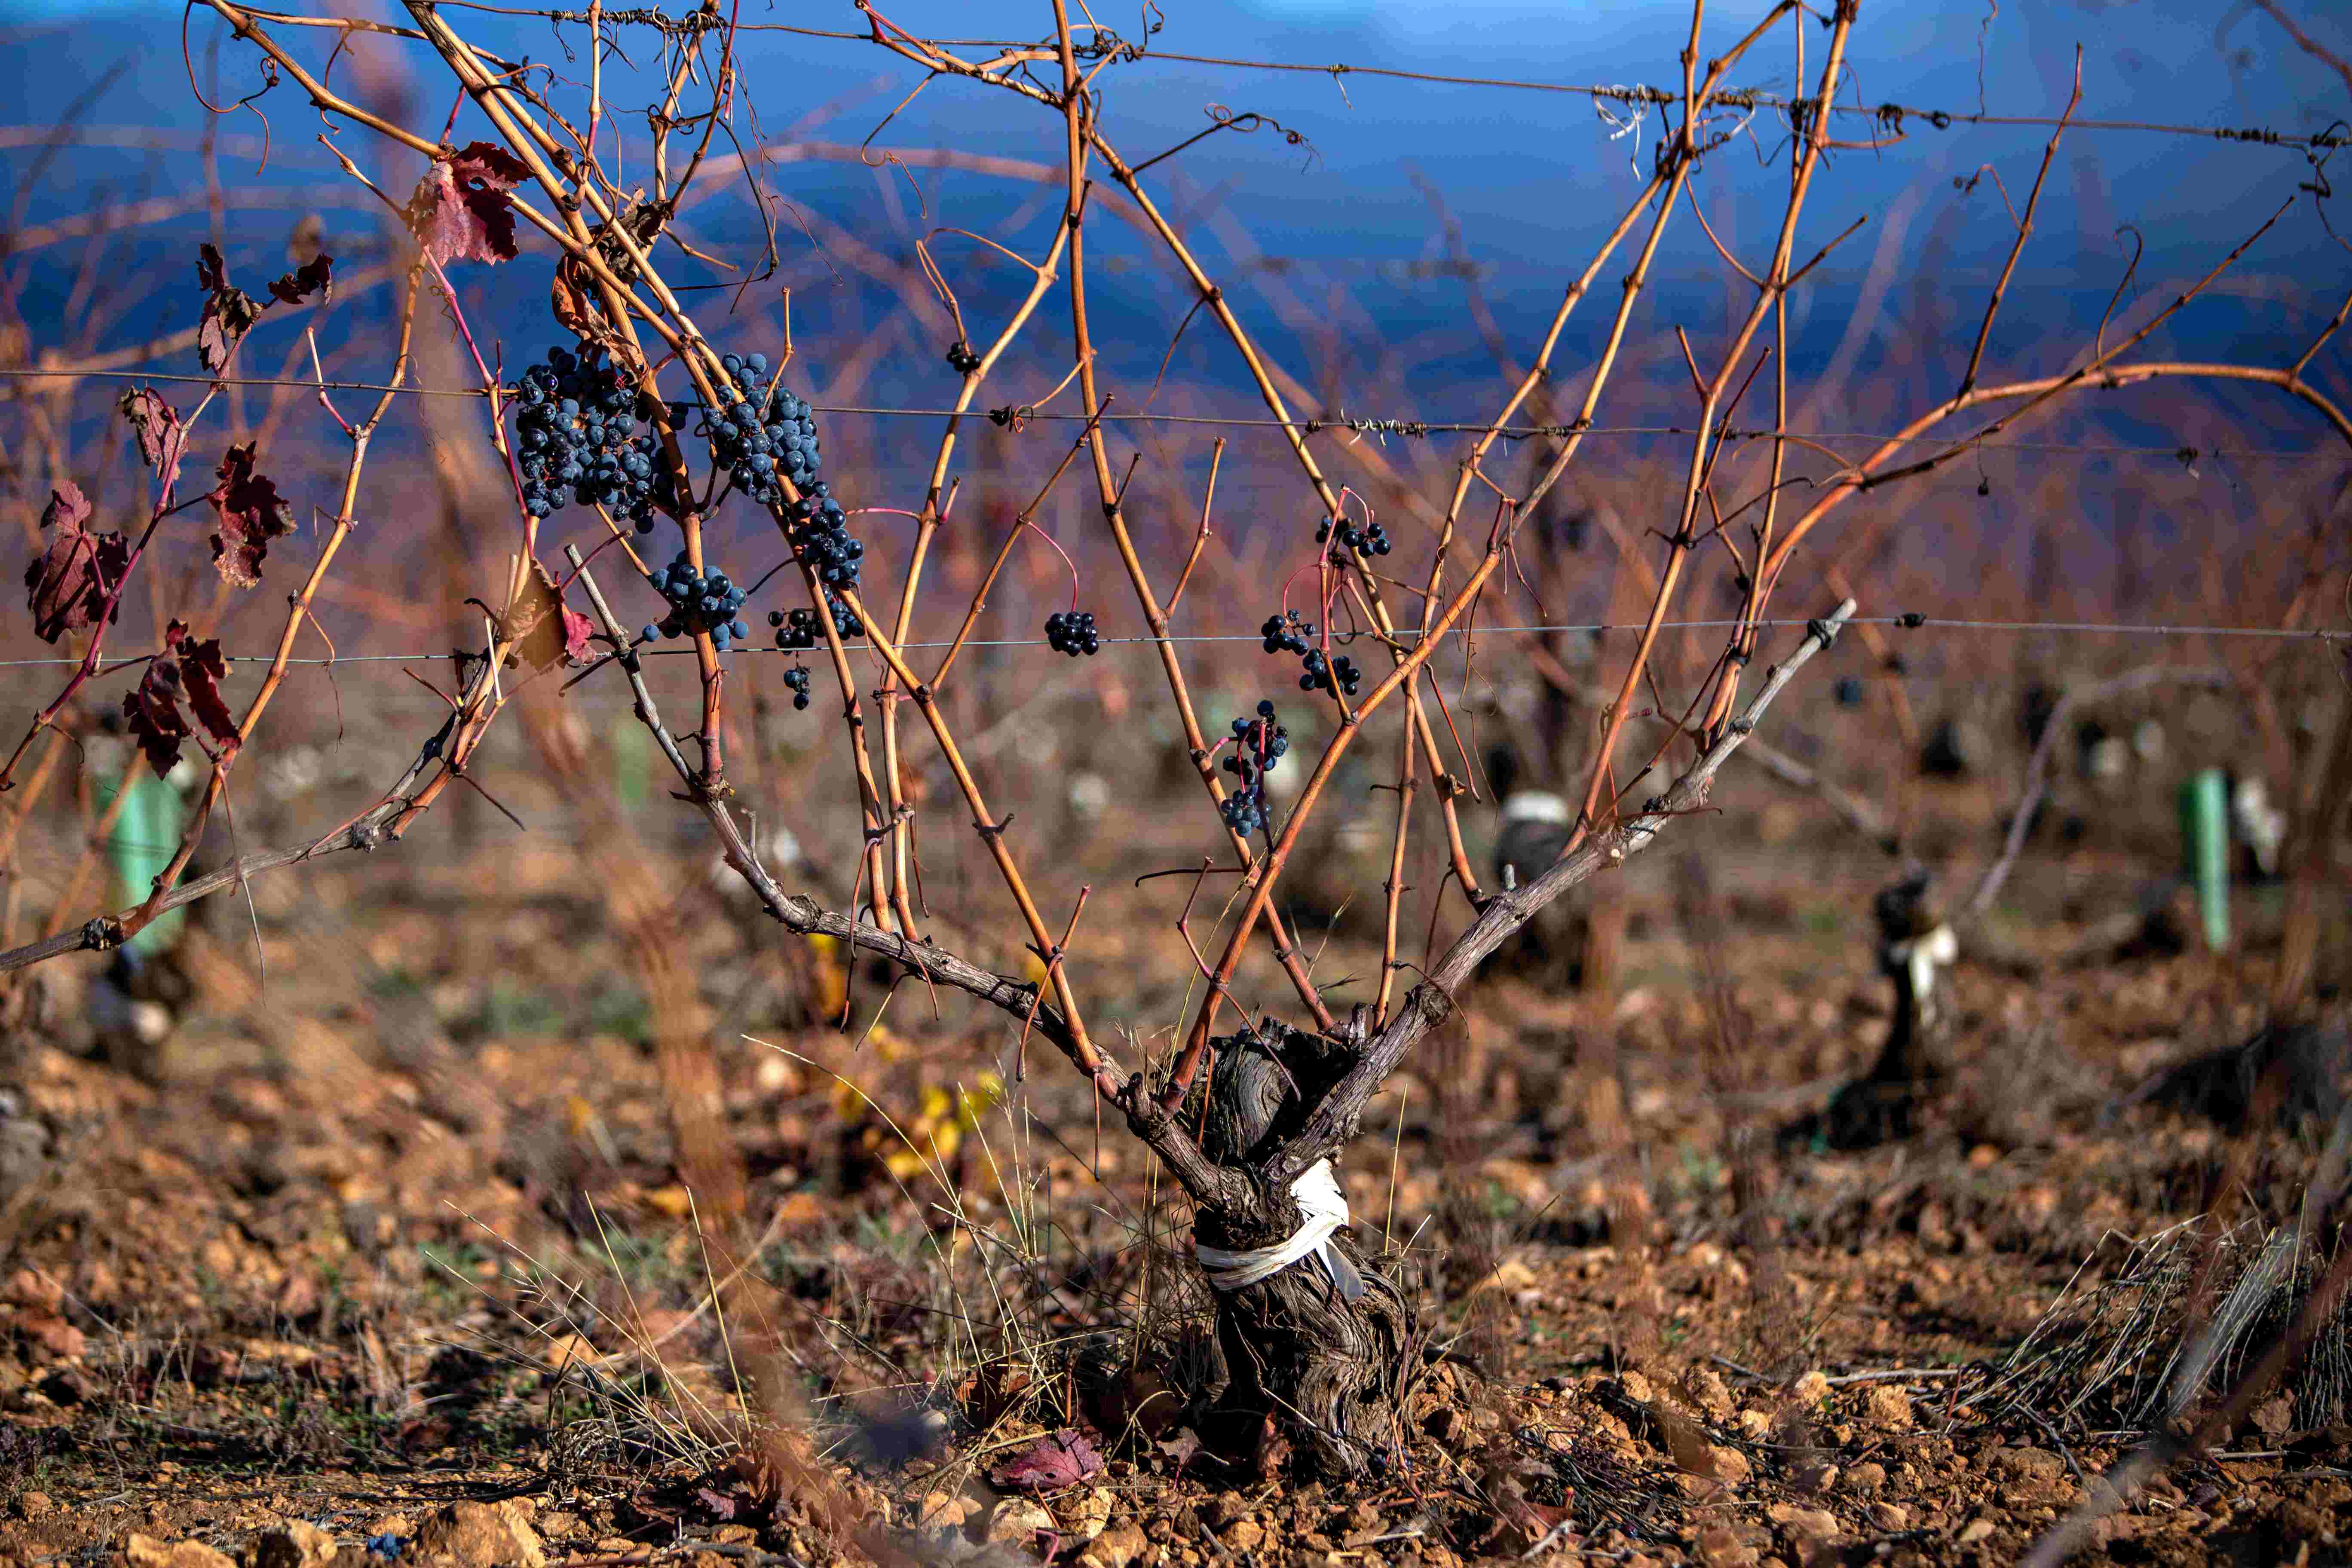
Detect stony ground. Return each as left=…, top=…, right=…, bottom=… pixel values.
left=0, top=777, right=2343, bottom=1568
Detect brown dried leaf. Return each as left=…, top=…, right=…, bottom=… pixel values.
left=207, top=443, right=296, bottom=588
left=267, top=253, right=334, bottom=306
left=124, top=661, right=190, bottom=778
left=550, top=255, right=600, bottom=338
left=24, top=481, right=129, bottom=643
left=501, top=557, right=576, bottom=672
left=407, top=140, right=532, bottom=267
left=177, top=635, right=237, bottom=750
left=196, top=243, right=262, bottom=374
left=288, top=212, right=324, bottom=268
left=116, top=387, right=185, bottom=490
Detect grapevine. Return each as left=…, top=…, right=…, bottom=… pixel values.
left=1044, top=609, right=1101, bottom=656
left=1216, top=701, right=1290, bottom=837
left=642, top=552, right=752, bottom=651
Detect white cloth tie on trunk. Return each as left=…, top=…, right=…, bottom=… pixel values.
left=1891, top=922, right=1958, bottom=1006
left=1194, top=1158, right=1361, bottom=1297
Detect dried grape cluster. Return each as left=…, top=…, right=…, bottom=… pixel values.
left=1316, top=513, right=1392, bottom=556
left=1217, top=702, right=1290, bottom=836
left=641, top=552, right=752, bottom=651
left=1044, top=609, right=1101, bottom=656
left=514, top=346, right=674, bottom=530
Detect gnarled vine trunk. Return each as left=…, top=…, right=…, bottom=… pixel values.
left=1786, top=872, right=1954, bottom=1150
left=1185, top=1021, right=1420, bottom=1477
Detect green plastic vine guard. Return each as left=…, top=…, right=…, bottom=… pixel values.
left=611, top=714, right=651, bottom=810
left=100, top=763, right=187, bottom=958
left=2181, top=766, right=2231, bottom=951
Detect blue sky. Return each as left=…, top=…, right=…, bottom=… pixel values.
left=3, top=0, right=2347, bottom=389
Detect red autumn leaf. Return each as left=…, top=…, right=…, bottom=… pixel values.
left=988, top=1430, right=1103, bottom=1493
left=207, top=442, right=296, bottom=588
left=195, top=243, right=261, bottom=374
left=124, top=659, right=190, bottom=777
left=122, top=622, right=238, bottom=776
left=177, top=635, right=237, bottom=750
left=117, top=387, right=185, bottom=490
left=561, top=605, right=595, bottom=666
left=23, top=481, right=130, bottom=643
left=406, top=140, right=532, bottom=267
left=267, top=253, right=334, bottom=306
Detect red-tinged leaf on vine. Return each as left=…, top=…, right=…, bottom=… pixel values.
left=207, top=443, right=296, bottom=589
left=177, top=635, right=238, bottom=751
left=195, top=243, right=261, bottom=374
left=24, top=481, right=130, bottom=643
left=124, top=659, right=190, bottom=777
left=117, top=387, right=186, bottom=490
left=561, top=605, right=595, bottom=666
left=406, top=140, right=532, bottom=267
left=267, top=253, right=334, bottom=306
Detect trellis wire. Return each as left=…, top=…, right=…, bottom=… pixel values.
left=0, top=369, right=2329, bottom=462
left=0, top=616, right=2339, bottom=673
left=380, top=1, right=2352, bottom=152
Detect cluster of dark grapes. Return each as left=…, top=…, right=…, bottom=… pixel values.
left=702, top=353, right=864, bottom=597
left=1044, top=610, right=1101, bottom=656
left=1260, top=610, right=1314, bottom=655
left=641, top=553, right=753, bottom=650
left=1316, top=514, right=1393, bottom=556
left=704, top=353, right=821, bottom=509
left=1217, top=702, right=1290, bottom=836
left=788, top=482, right=863, bottom=591
left=783, top=666, right=813, bottom=711
left=1299, top=648, right=1363, bottom=698
left=1260, top=607, right=1360, bottom=698
left=514, top=346, right=674, bottom=530
left=768, top=595, right=863, bottom=651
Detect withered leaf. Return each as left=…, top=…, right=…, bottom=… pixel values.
left=288, top=212, right=324, bottom=268
left=123, top=621, right=239, bottom=776
left=24, top=481, right=130, bottom=644
left=562, top=604, right=594, bottom=666
left=550, top=254, right=603, bottom=340
left=178, top=635, right=237, bottom=749
left=407, top=140, right=532, bottom=267
left=117, top=387, right=186, bottom=490
left=500, top=557, right=580, bottom=672
left=988, top=1430, right=1103, bottom=1493
left=267, top=253, right=334, bottom=306
left=196, top=243, right=262, bottom=374
left=207, top=443, right=296, bottom=589
left=124, top=665, right=189, bottom=778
